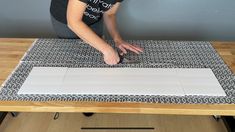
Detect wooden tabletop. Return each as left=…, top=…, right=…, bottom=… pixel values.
left=0, top=38, right=235, bottom=115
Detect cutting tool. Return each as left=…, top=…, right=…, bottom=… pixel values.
left=118, top=52, right=139, bottom=64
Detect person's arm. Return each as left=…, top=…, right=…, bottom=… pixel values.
left=103, top=3, right=143, bottom=54
left=67, top=0, right=119, bottom=65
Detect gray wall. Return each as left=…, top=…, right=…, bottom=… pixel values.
left=0, top=0, right=56, bottom=37
left=114, top=0, right=235, bottom=40
left=0, top=0, right=235, bottom=40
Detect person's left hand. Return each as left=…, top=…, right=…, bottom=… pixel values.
left=115, top=40, right=144, bottom=54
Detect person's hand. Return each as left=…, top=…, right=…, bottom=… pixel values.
left=103, top=47, right=120, bottom=65
left=115, top=40, right=144, bottom=54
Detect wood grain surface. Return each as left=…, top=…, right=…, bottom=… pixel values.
left=0, top=113, right=227, bottom=132
left=0, top=38, right=235, bottom=115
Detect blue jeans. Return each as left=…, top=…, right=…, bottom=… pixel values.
left=50, top=15, right=103, bottom=39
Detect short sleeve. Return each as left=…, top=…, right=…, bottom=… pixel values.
left=78, top=0, right=88, bottom=4
left=117, top=0, right=124, bottom=2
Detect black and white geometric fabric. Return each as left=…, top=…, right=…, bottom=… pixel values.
left=0, top=39, right=234, bottom=104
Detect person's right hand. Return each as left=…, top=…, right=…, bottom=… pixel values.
left=103, top=47, right=120, bottom=65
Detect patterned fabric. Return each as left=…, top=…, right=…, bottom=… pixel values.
left=0, top=39, right=234, bottom=104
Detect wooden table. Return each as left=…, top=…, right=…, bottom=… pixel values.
left=0, top=38, right=235, bottom=115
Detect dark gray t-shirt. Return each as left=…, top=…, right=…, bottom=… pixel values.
left=50, top=0, right=124, bottom=25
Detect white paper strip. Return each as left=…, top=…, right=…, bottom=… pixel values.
left=18, top=67, right=226, bottom=96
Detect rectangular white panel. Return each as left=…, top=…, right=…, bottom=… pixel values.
left=176, top=68, right=226, bottom=96
left=60, top=68, right=184, bottom=96
left=18, top=67, right=68, bottom=94
left=18, top=67, right=226, bottom=96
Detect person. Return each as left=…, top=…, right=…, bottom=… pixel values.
left=50, top=0, right=143, bottom=65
